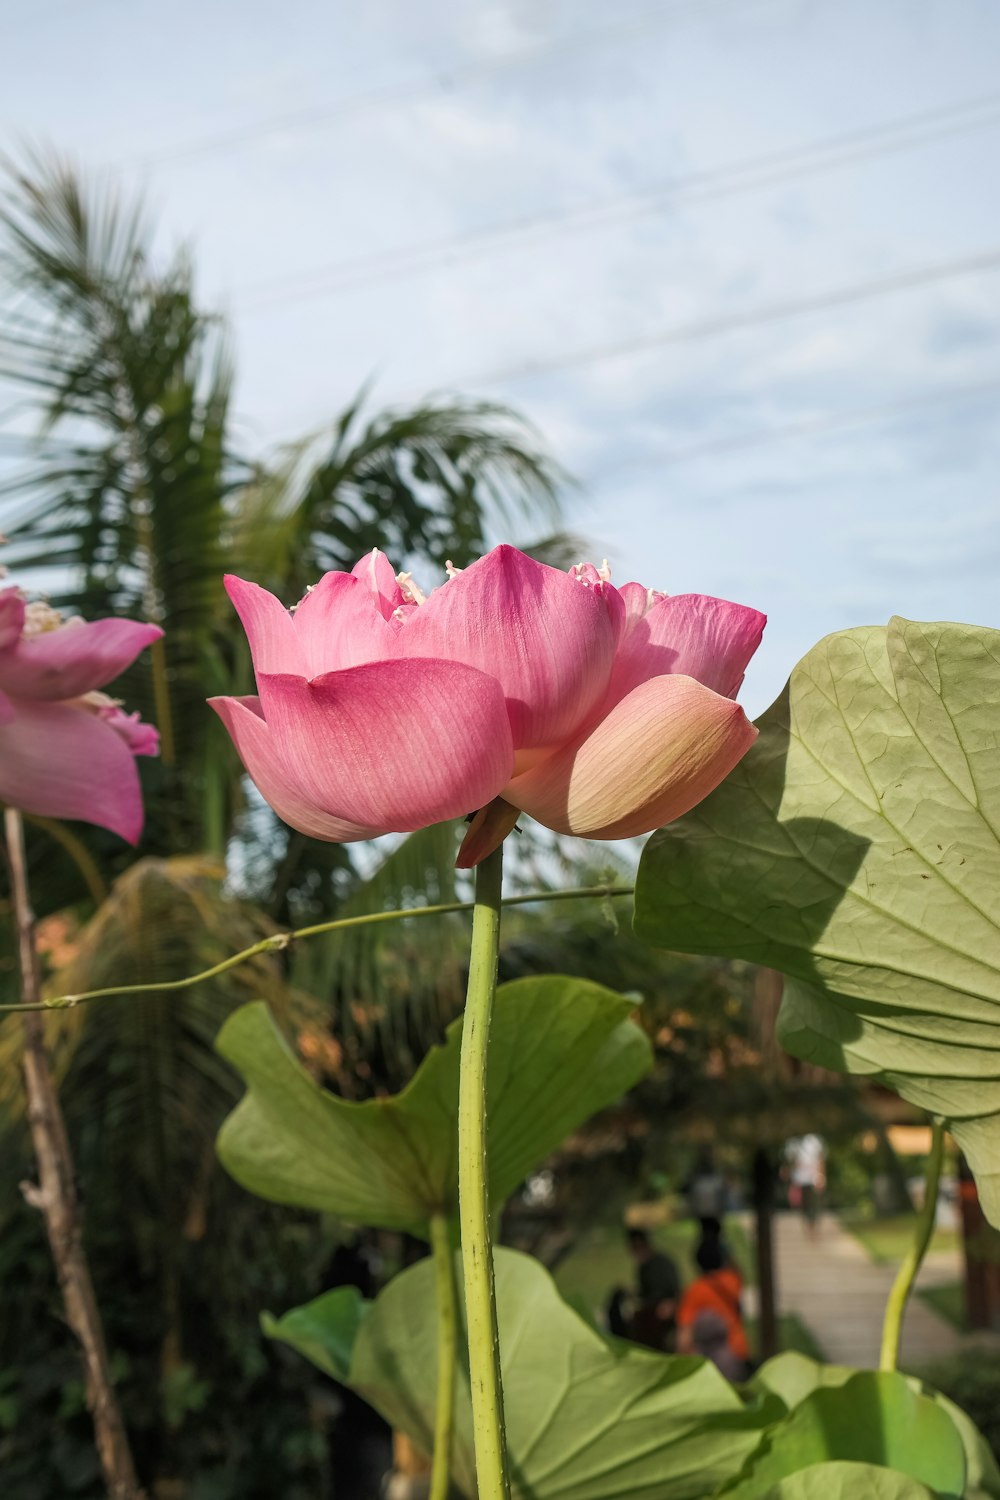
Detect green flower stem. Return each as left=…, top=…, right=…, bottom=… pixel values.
left=429, top=1213, right=457, bottom=1500
left=457, top=842, right=509, bottom=1500
left=0, top=883, right=633, bottom=1015
left=879, top=1120, right=946, bottom=1372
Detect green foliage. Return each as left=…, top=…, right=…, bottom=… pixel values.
left=747, top=1354, right=1000, bottom=1500
left=0, top=858, right=334, bottom=1498
left=266, top=1246, right=767, bottom=1500
left=262, top=1287, right=366, bottom=1385
left=744, top=1467, right=937, bottom=1499
left=217, top=975, right=652, bottom=1236
left=723, top=1372, right=966, bottom=1498
left=268, top=1263, right=1000, bottom=1500
left=635, top=618, right=1000, bottom=1223
left=0, top=151, right=241, bottom=855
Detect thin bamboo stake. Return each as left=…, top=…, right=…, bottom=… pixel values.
left=5, top=807, right=146, bottom=1500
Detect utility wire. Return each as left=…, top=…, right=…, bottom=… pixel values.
left=592, top=374, right=1000, bottom=474
left=449, top=246, right=1000, bottom=390
left=237, top=91, right=1000, bottom=311
left=121, top=0, right=771, bottom=170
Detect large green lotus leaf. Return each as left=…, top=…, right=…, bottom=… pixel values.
left=216, top=975, right=652, bottom=1238
left=747, top=1352, right=853, bottom=1409
left=266, top=1247, right=769, bottom=1500
left=721, top=1371, right=966, bottom=1499
left=930, top=1390, right=1000, bottom=1500
left=634, top=619, right=1000, bottom=1219
left=748, top=1354, right=1000, bottom=1500
left=752, top=1465, right=936, bottom=1500
left=262, top=1286, right=365, bottom=1383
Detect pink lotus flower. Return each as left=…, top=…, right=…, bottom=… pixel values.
left=0, top=588, right=162, bottom=843
left=210, top=546, right=763, bottom=864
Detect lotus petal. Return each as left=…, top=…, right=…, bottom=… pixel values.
left=504, top=673, right=758, bottom=839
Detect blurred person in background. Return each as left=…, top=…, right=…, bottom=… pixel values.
left=785, top=1133, right=826, bottom=1236
left=684, top=1146, right=729, bottom=1224
left=676, top=1222, right=750, bottom=1380
left=626, top=1227, right=681, bottom=1352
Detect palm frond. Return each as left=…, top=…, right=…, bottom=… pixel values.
left=234, top=394, right=569, bottom=602
left=286, top=822, right=472, bottom=1088
left=0, top=857, right=316, bottom=1212
left=0, top=153, right=251, bottom=854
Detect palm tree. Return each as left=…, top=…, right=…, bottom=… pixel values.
left=0, top=150, right=577, bottom=1498
left=0, top=149, right=570, bottom=880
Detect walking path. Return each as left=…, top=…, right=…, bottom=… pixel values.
left=767, top=1212, right=964, bottom=1368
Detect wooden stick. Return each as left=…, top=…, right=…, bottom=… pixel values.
left=5, top=807, right=146, bottom=1500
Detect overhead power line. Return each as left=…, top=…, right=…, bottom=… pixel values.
left=237, top=91, right=1000, bottom=312
left=594, top=374, right=1000, bottom=474
left=448, top=246, right=1000, bottom=391
left=121, top=0, right=770, bottom=170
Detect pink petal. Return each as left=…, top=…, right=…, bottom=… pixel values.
left=95, top=703, right=160, bottom=757
left=0, top=688, right=13, bottom=725
left=209, top=695, right=380, bottom=841
left=225, top=576, right=305, bottom=675
left=0, top=698, right=145, bottom=842
left=351, top=549, right=405, bottom=620
left=291, top=572, right=398, bottom=673
left=398, top=545, right=624, bottom=748
left=0, top=588, right=25, bottom=649
left=256, top=657, right=514, bottom=833
left=618, top=581, right=662, bottom=635
left=609, top=594, right=765, bottom=702
left=502, top=673, right=757, bottom=839
left=226, top=572, right=399, bottom=680
left=0, top=617, right=163, bottom=701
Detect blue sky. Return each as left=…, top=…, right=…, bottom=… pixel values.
left=5, top=0, right=1000, bottom=715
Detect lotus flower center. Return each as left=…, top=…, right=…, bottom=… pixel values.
left=395, top=571, right=427, bottom=606
left=22, top=599, right=68, bottom=637
left=571, top=560, right=612, bottom=587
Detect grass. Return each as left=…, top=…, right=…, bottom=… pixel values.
left=746, top=1313, right=825, bottom=1362
left=553, top=1210, right=836, bottom=1368
left=553, top=1216, right=827, bottom=1364
left=842, top=1213, right=960, bottom=1265
left=918, top=1281, right=967, bottom=1332
left=553, top=1215, right=756, bottom=1318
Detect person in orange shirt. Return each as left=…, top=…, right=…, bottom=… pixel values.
left=676, top=1227, right=750, bottom=1380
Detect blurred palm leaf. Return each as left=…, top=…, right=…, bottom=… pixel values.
left=0, top=152, right=579, bottom=889
left=286, top=822, right=471, bottom=1091
left=0, top=150, right=244, bottom=856
left=235, top=389, right=568, bottom=603
left=0, top=857, right=313, bottom=1195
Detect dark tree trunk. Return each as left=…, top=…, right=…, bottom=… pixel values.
left=958, top=1153, right=1000, bottom=1332
left=752, top=1146, right=778, bottom=1360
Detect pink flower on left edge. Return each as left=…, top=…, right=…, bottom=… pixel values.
left=210, top=545, right=765, bottom=864
left=0, top=588, right=162, bottom=843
